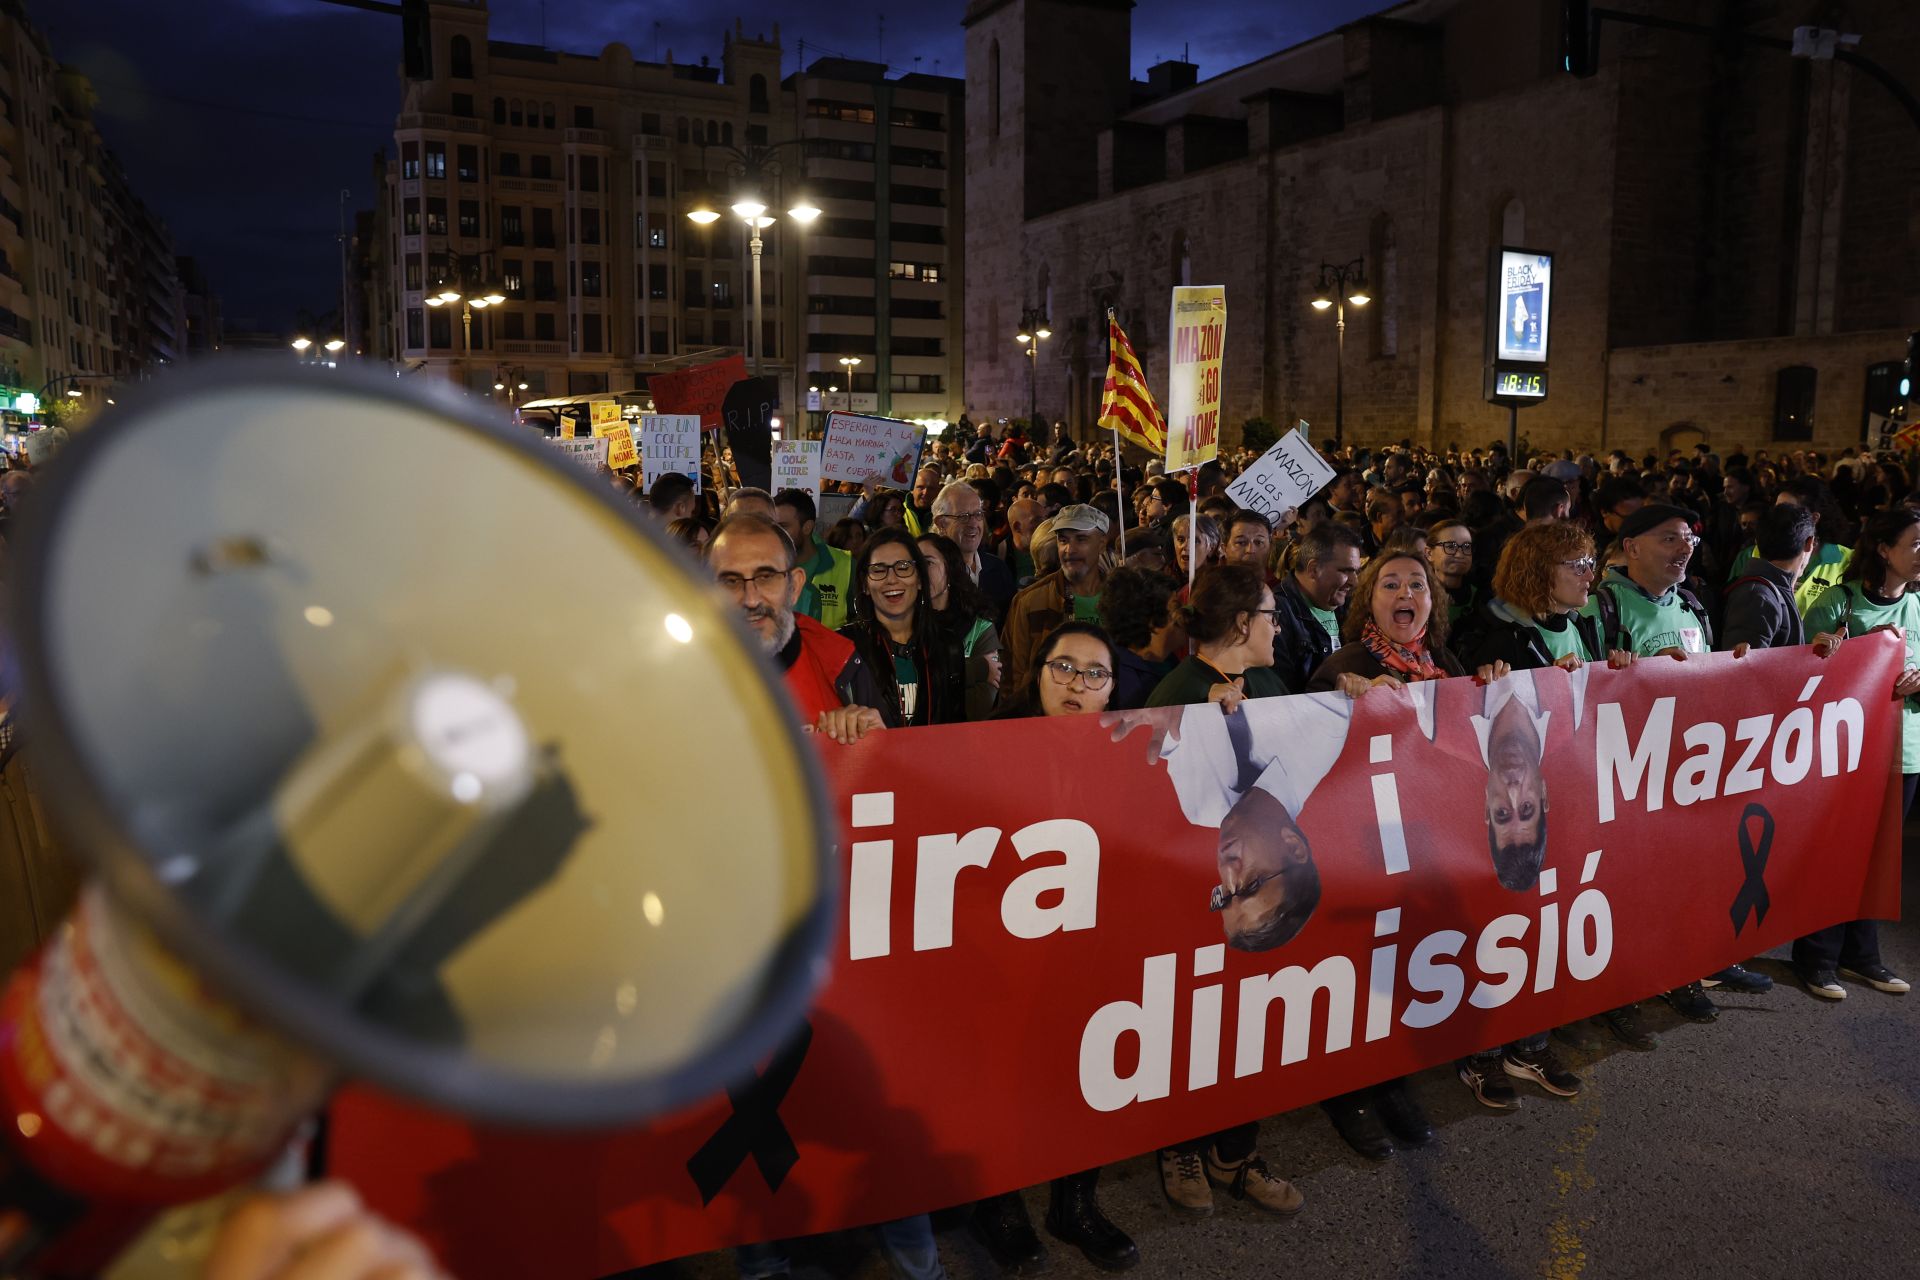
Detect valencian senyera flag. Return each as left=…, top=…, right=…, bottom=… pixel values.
left=1099, top=312, right=1167, bottom=455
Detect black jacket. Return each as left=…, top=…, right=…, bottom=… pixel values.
left=1456, top=599, right=1604, bottom=672
left=976, top=550, right=1018, bottom=620
left=1720, top=559, right=1804, bottom=651
left=837, top=618, right=969, bottom=728
left=1272, top=576, right=1342, bottom=692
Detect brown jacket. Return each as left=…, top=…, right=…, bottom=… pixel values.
left=1002, top=570, right=1078, bottom=694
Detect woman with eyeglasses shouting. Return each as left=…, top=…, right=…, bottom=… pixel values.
left=970, top=622, right=1141, bottom=1272
left=838, top=528, right=969, bottom=728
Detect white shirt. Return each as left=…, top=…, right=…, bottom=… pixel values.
left=1161, top=694, right=1354, bottom=829
left=1470, top=667, right=1591, bottom=763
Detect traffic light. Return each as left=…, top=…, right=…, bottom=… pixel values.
left=1563, top=0, right=1599, bottom=77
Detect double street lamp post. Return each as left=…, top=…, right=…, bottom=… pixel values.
left=1310, top=259, right=1371, bottom=446
left=687, top=142, right=820, bottom=381
left=1015, top=306, right=1051, bottom=433
left=425, top=255, right=507, bottom=390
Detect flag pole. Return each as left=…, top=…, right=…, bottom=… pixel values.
left=1112, top=426, right=1127, bottom=559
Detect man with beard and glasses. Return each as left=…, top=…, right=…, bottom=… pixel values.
left=707, top=512, right=887, bottom=744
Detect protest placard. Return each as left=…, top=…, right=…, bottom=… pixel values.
left=772, top=439, right=823, bottom=500
left=548, top=436, right=606, bottom=472
left=590, top=400, right=624, bottom=434
left=1165, top=285, right=1225, bottom=472
left=649, top=355, right=747, bottom=432
left=605, top=425, right=639, bottom=470
left=820, top=412, right=925, bottom=487
left=1225, top=423, right=1335, bottom=522
left=641, top=414, right=703, bottom=492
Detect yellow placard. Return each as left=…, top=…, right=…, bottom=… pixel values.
left=606, top=425, right=638, bottom=470
left=591, top=400, right=624, bottom=435
left=1164, top=285, right=1225, bottom=472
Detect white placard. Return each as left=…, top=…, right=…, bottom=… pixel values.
left=820, top=411, right=926, bottom=487
left=1226, top=424, right=1334, bottom=523
left=641, top=413, right=703, bottom=493
left=773, top=439, right=823, bottom=500
left=549, top=435, right=607, bottom=471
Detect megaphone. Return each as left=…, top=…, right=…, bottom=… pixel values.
left=0, top=364, right=834, bottom=1276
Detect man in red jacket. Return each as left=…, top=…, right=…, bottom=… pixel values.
left=708, top=512, right=887, bottom=743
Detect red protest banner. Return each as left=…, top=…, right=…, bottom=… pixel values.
left=648, top=354, right=748, bottom=432
left=329, top=639, right=1905, bottom=1279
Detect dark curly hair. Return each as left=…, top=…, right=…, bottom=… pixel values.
left=1099, top=565, right=1180, bottom=650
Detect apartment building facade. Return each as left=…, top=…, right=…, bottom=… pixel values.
left=377, top=1, right=964, bottom=424
left=0, top=1, right=183, bottom=419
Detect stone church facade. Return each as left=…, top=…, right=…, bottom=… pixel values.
left=961, top=0, right=1919, bottom=456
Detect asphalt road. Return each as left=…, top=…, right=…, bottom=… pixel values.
left=652, top=839, right=1920, bottom=1280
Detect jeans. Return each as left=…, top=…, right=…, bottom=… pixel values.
left=734, top=1214, right=945, bottom=1280
left=1170, top=1122, right=1257, bottom=1163
left=1470, top=1030, right=1549, bottom=1063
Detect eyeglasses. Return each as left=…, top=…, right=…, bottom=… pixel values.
left=1251, top=608, right=1282, bottom=623
left=1434, top=540, right=1473, bottom=555
left=1043, top=658, right=1113, bottom=690
left=1636, top=530, right=1701, bottom=548
left=1559, top=557, right=1597, bottom=574
left=716, top=568, right=791, bottom=597
left=937, top=510, right=986, bottom=525
left=1209, top=873, right=1274, bottom=912
left=865, top=559, right=919, bottom=581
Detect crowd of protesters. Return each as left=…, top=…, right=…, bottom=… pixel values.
left=650, top=418, right=1914, bottom=1276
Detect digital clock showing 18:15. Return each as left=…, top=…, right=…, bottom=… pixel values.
left=1496, top=370, right=1547, bottom=398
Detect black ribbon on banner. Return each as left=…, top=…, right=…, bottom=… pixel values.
left=1729, top=802, right=1773, bottom=936
left=686, top=1020, right=813, bottom=1205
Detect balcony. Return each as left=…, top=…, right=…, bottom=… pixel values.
left=500, top=340, right=568, bottom=355
left=564, top=127, right=608, bottom=147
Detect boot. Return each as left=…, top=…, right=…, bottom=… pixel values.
left=970, top=1190, right=1046, bottom=1275
left=1044, top=1170, right=1139, bottom=1272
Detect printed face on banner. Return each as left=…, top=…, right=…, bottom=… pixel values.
left=1165, top=286, right=1226, bottom=473
left=1496, top=250, right=1552, bottom=363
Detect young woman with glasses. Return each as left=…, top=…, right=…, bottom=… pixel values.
left=839, top=528, right=968, bottom=727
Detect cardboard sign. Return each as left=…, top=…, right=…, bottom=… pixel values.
left=723, top=376, right=778, bottom=492
left=1165, top=285, right=1226, bottom=472
left=590, top=400, right=624, bottom=434
left=649, top=354, right=747, bottom=432
left=548, top=436, right=606, bottom=471
left=606, top=425, right=639, bottom=471
left=1226, top=423, right=1334, bottom=523
left=772, top=439, right=823, bottom=501
left=641, top=414, right=703, bottom=493
left=820, top=411, right=925, bottom=487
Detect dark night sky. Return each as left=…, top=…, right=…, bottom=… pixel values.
left=52, top=0, right=1383, bottom=331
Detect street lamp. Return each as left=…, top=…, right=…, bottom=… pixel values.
left=1015, top=306, right=1051, bottom=433
left=686, top=140, right=817, bottom=380
left=291, top=336, right=313, bottom=353
left=425, top=255, right=509, bottom=390
left=1309, top=258, right=1369, bottom=446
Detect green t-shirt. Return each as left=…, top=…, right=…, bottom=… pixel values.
left=1309, top=604, right=1341, bottom=645
left=1531, top=612, right=1596, bottom=664
left=1729, top=541, right=1850, bottom=616
left=1803, top=583, right=1920, bottom=773
left=1146, top=655, right=1291, bottom=707
left=1581, top=571, right=1708, bottom=655
left=1072, top=593, right=1103, bottom=623
left=889, top=646, right=922, bottom=725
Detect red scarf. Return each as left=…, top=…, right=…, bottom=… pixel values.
left=1360, top=618, right=1444, bottom=681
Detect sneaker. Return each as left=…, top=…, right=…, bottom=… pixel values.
left=1797, top=966, right=1846, bottom=999
left=1457, top=1057, right=1519, bottom=1109
left=1204, top=1150, right=1304, bottom=1217
left=1702, top=963, right=1773, bottom=994
left=1840, top=963, right=1911, bottom=994
left=1598, top=1005, right=1656, bottom=1050
left=1504, top=1045, right=1582, bottom=1097
left=1663, top=981, right=1719, bottom=1022
left=1157, top=1148, right=1213, bottom=1217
